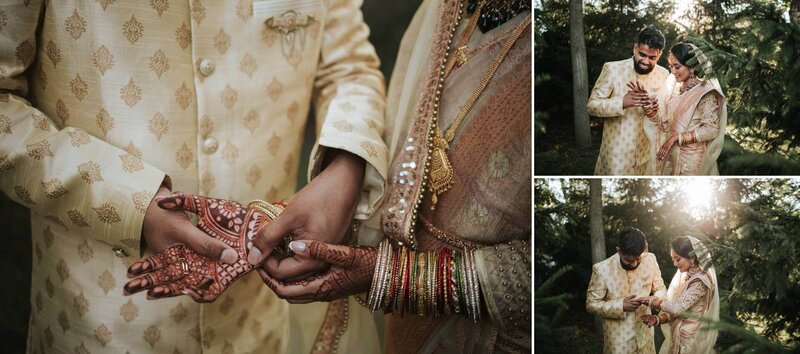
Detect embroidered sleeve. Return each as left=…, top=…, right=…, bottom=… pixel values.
left=309, top=0, right=388, bottom=220
left=587, top=63, right=625, bottom=118
left=0, top=1, right=165, bottom=257
left=690, top=92, right=721, bottom=143
left=661, top=279, right=708, bottom=316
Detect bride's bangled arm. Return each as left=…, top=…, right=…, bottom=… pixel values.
left=651, top=279, right=708, bottom=317
left=259, top=238, right=531, bottom=331
left=678, top=92, right=721, bottom=145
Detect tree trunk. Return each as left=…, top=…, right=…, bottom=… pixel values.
left=589, top=178, right=605, bottom=333
left=570, top=0, right=591, bottom=148
left=791, top=0, right=800, bottom=24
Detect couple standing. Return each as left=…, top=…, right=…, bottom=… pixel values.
left=589, top=27, right=727, bottom=176
left=586, top=228, right=720, bottom=354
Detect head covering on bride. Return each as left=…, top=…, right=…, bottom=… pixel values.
left=659, top=236, right=720, bottom=354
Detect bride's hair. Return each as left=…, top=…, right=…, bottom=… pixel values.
left=671, top=236, right=696, bottom=261
left=669, top=42, right=704, bottom=78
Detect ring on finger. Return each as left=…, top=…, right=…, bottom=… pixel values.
left=177, top=258, right=190, bottom=276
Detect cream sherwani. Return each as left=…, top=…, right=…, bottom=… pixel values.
left=588, top=58, right=669, bottom=175
left=0, top=0, right=386, bottom=353
left=587, top=253, right=667, bottom=354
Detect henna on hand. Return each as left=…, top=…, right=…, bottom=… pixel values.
left=124, top=193, right=281, bottom=302
left=257, top=240, right=377, bottom=303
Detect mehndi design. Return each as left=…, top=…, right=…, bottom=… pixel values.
left=124, top=193, right=283, bottom=302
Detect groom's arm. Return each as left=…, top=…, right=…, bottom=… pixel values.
left=586, top=266, right=625, bottom=319
left=587, top=63, right=625, bottom=117
left=650, top=254, right=668, bottom=299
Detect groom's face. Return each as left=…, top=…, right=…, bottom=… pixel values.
left=632, top=43, right=662, bottom=75
left=618, top=246, right=647, bottom=271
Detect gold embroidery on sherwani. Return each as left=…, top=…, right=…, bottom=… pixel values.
left=120, top=142, right=145, bottom=173
left=120, top=78, right=143, bottom=107
left=143, top=325, right=162, bottom=347
left=73, top=291, right=89, bottom=317
left=96, top=108, right=115, bottom=137
left=92, top=45, right=114, bottom=75
left=45, top=277, right=55, bottom=298
left=0, top=11, right=7, bottom=32
left=236, top=0, right=253, bottom=21
left=220, top=84, right=238, bottom=109
left=74, top=342, right=89, bottom=354
left=222, top=141, right=239, bottom=166
left=57, top=259, right=70, bottom=282
left=44, top=215, right=67, bottom=229
left=95, top=323, right=112, bottom=346
left=70, top=73, right=88, bottom=101
left=77, top=240, right=94, bottom=263
left=150, top=0, right=169, bottom=17
left=149, top=49, right=170, bottom=78
left=44, top=326, right=55, bottom=347
left=42, top=177, right=69, bottom=199
left=170, top=302, right=187, bottom=323
left=175, top=22, right=191, bottom=49
left=174, top=81, right=192, bottom=110
left=0, top=114, right=11, bottom=134
left=58, top=310, right=70, bottom=332
left=236, top=309, right=249, bottom=327
left=93, top=203, right=121, bottom=224
left=46, top=40, right=62, bottom=67
left=120, top=299, right=139, bottom=322
left=69, top=209, right=91, bottom=227
left=96, top=0, right=115, bottom=11
left=0, top=155, right=13, bottom=173
left=122, top=15, right=144, bottom=44
left=243, top=109, right=259, bottom=132
left=68, top=129, right=90, bottom=147
left=246, top=165, right=262, bottom=188
left=240, top=53, right=258, bottom=77
left=287, top=100, right=299, bottom=121
left=175, top=143, right=193, bottom=169
left=36, top=61, right=48, bottom=90
left=149, top=112, right=169, bottom=140
left=214, top=28, right=232, bottom=54
left=16, top=40, right=34, bottom=65
left=43, top=225, right=54, bottom=248
left=65, top=10, right=87, bottom=40
left=56, top=99, right=70, bottom=124
left=32, top=112, right=50, bottom=131
left=191, top=0, right=207, bottom=24
left=199, top=115, right=214, bottom=137
left=132, top=190, right=151, bottom=213
left=78, top=161, right=104, bottom=184
left=267, top=77, right=284, bottom=101
left=14, top=186, right=34, bottom=204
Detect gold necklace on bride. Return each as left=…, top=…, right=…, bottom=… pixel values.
left=427, top=5, right=531, bottom=209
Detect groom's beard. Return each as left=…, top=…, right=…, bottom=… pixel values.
left=620, top=260, right=640, bottom=271
left=634, top=60, right=654, bottom=75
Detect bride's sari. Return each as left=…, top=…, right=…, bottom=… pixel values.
left=658, top=236, right=720, bottom=354
left=653, top=77, right=727, bottom=175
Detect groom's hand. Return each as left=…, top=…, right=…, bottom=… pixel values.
left=623, top=91, right=650, bottom=109
left=249, top=149, right=365, bottom=281
left=623, top=294, right=641, bottom=312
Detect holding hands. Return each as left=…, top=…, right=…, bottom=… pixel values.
left=624, top=81, right=658, bottom=117
left=125, top=149, right=366, bottom=303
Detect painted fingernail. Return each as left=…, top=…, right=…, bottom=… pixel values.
left=220, top=248, right=238, bottom=265
left=247, top=246, right=262, bottom=265
left=289, top=241, right=306, bottom=253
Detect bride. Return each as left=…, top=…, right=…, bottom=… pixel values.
left=641, top=236, right=720, bottom=353
left=648, top=42, right=727, bottom=175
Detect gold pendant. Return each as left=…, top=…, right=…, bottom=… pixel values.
left=455, top=46, right=469, bottom=67
left=428, top=129, right=454, bottom=210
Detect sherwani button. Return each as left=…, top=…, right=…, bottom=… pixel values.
left=112, top=247, right=128, bottom=258
left=199, top=58, right=215, bottom=76
left=203, top=137, right=219, bottom=154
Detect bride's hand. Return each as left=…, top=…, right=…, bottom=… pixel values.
left=657, top=133, right=679, bottom=161
left=641, top=314, right=659, bottom=327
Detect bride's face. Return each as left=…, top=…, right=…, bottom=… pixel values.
left=668, top=54, right=693, bottom=83
left=670, top=248, right=694, bottom=272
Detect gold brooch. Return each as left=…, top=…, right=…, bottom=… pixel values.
left=265, top=10, right=315, bottom=59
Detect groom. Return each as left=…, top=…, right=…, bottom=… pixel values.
left=586, top=227, right=667, bottom=354
left=588, top=27, right=670, bottom=175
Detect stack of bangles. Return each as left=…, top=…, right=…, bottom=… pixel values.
left=648, top=298, right=671, bottom=325
left=366, top=239, right=482, bottom=322
left=678, top=131, right=697, bottom=145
